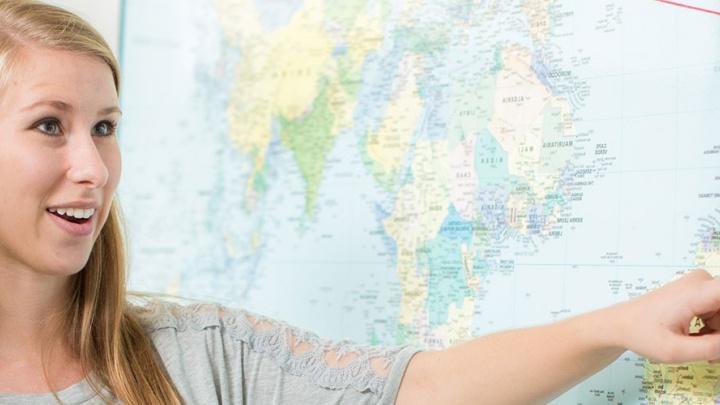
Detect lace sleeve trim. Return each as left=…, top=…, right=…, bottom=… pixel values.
left=133, top=300, right=405, bottom=397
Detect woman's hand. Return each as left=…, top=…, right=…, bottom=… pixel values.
left=612, top=268, right=720, bottom=363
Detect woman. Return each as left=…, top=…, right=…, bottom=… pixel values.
left=1, top=1, right=719, bottom=404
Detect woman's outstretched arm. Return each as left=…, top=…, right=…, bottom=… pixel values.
left=396, top=269, right=720, bottom=404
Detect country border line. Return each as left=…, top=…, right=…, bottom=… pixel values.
left=655, top=0, right=720, bottom=16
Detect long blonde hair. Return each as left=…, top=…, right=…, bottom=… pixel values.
left=0, top=1, right=183, bottom=403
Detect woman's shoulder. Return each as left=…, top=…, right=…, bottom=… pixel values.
left=129, top=297, right=231, bottom=333
left=128, top=297, right=299, bottom=345
left=127, top=296, right=408, bottom=363
left=126, top=297, right=421, bottom=403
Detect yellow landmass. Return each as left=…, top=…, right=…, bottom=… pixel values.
left=215, top=0, right=384, bottom=211
left=218, top=0, right=332, bottom=122
left=215, top=0, right=263, bottom=47
left=644, top=231, right=720, bottom=403
left=366, top=54, right=424, bottom=179
left=644, top=362, right=720, bottom=405
left=220, top=0, right=334, bottom=209
left=215, top=0, right=271, bottom=209
left=523, top=0, right=551, bottom=43
left=260, top=1, right=334, bottom=121
left=461, top=243, right=482, bottom=291
left=385, top=140, right=450, bottom=327
left=346, top=7, right=384, bottom=79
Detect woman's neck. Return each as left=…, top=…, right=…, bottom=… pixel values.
left=0, top=265, right=80, bottom=393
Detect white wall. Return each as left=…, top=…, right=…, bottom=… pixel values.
left=44, top=0, right=122, bottom=58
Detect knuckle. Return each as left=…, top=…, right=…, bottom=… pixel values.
left=692, top=269, right=712, bottom=279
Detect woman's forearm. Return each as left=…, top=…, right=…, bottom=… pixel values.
left=396, top=305, right=626, bottom=404
left=396, top=269, right=720, bottom=404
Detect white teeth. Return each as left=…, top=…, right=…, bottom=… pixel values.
left=48, top=207, right=95, bottom=219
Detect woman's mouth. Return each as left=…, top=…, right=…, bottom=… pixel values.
left=46, top=207, right=96, bottom=236
left=47, top=207, right=95, bottom=224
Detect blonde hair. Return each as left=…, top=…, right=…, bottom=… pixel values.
left=0, top=1, right=182, bottom=404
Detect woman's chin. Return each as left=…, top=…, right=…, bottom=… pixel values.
left=40, top=254, right=92, bottom=277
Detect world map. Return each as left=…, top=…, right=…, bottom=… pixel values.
left=119, top=0, right=720, bottom=403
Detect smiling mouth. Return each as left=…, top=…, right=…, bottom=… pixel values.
left=51, top=212, right=89, bottom=224
left=47, top=208, right=95, bottom=225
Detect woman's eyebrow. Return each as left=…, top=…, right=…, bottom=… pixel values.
left=19, top=100, right=122, bottom=116
left=99, top=106, right=122, bottom=116
left=20, top=99, right=72, bottom=112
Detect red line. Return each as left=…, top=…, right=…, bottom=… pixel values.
left=655, top=0, right=720, bottom=16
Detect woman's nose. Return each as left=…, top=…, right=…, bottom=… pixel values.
left=65, top=134, right=109, bottom=189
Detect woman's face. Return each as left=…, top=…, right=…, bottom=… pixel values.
left=0, top=46, right=121, bottom=277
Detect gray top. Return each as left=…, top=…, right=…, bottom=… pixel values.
left=0, top=300, right=419, bottom=404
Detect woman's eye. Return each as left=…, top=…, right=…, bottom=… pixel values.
left=36, top=119, right=62, bottom=136
left=93, top=120, right=117, bottom=137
